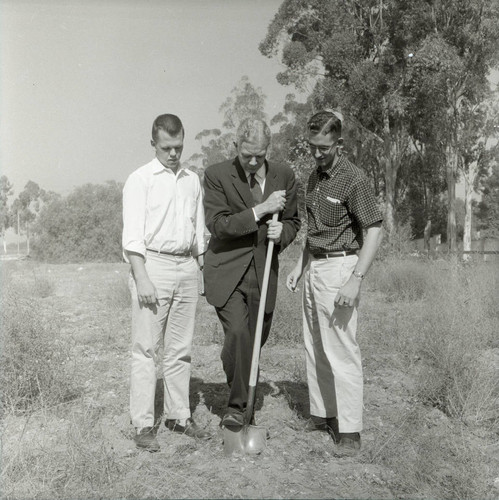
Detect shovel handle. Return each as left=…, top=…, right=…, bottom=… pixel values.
left=246, top=212, right=279, bottom=418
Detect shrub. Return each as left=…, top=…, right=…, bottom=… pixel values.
left=377, top=220, right=415, bottom=260
left=31, top=181, right=123, bottom=263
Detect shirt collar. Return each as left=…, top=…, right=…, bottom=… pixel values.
left=151, top=157, right=186, bottom=176
left=317, top=153, right=343, bottom=179
left=245, top=163, right=266, bottom=184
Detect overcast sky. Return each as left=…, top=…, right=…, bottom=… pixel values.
left=1, top=0, right=305, bottom=195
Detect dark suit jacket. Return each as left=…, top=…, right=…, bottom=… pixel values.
left=203, top=157, right=300, bottom=313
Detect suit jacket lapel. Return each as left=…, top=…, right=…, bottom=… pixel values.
left=263, top=161, right=278, bottom=200
left=231, top=158, right=254, bottom=208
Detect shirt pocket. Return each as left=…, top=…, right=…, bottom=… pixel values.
left=318, top=194, right=348, bottom=227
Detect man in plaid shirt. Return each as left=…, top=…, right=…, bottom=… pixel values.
left=287, top=110, right=383, bottom=456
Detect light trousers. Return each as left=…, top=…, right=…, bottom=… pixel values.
left=302, top=254, right=363, bottom=433
left=129, top=251, right=198, bottom=429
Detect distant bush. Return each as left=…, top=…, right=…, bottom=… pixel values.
left=377, top=221, right=415, bottom=260
left=0, top=280, right=81, bottom=413
left=31, top=181, right=123, bottom=263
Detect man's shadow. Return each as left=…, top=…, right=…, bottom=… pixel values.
left=153, top=377, right=311, bottom=426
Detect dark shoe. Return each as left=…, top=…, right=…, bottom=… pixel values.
left=134, top=427, right=160, bottom=452
left=303, top=415, right=328, bottom=432
left=165, top=418, right=212, bottom=440
left=221, top=410, right=244, bottom=428
left=326, top=417, right=340, bottom=444
left=335, top=432, right=361, bottom=456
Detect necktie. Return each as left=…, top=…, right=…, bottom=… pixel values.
left=249, top=174, right=263, bottom=205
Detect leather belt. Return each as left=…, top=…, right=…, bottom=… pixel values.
left=146, top=248, right=192, bottom=257
left=312, top=250, right=357, bottom=259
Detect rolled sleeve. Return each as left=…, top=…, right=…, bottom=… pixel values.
left=122, top=172, right=147, bottom=262
left=348, top=177, right=383, bottom=228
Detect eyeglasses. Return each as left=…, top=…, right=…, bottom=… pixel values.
left=308, top=142, right=335, bottom=155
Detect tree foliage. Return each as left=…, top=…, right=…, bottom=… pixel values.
left=190, top=76, right=267, bottom=171
left=476, top=162, right=499, bottom=237
left=32, top=181, right=123, bottom=262
left=260, top=0, right=499, bottom=247
left=0, top=176, right=14, bottom=252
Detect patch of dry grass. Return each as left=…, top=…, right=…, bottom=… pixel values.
left=2, top=256, right=498, bottom=500
left=1, top=269, right=82, bottom=414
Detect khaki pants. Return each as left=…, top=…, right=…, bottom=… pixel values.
left=302, top=254, right=363, bottom=433
left=129, top=251, right=198, bottom=429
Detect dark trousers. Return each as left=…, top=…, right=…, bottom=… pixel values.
left=215, top=260, right=273, bottom=414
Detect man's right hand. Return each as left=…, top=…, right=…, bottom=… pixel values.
left=286, top=266, right=302, bottom=293
left=257, top=190, right=286, bottom=216
left=135, top=277, right=159, bottom=305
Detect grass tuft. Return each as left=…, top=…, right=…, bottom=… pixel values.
left=0, top=275, right=81, bottom=414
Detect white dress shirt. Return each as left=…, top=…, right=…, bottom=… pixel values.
left=122, top=158, right=206, bottom=261
left=246, top=164, right=266, bottom=193
left=246, top=164, right=266, bottom=221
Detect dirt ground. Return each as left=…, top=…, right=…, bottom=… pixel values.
left=2, top=260, right=499, bottom=499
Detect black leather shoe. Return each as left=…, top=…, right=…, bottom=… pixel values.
left=335, top=432, right=361, bottom=456
left=303, top=416, right=328, bottom=432
left=165, top=418, right=212, bottom=440
left=134, top=427, right=160, bottom=452
left=221, top=411, right=244, bottom=428
left=326, top=417, right=340, bottom=444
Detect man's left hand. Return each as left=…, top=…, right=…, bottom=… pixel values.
left=266, top=219, right=283, bottom=243
left=334, top=276, right=361, bottom=307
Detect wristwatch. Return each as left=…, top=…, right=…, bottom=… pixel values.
left=352, top=270, right=365, bottom=280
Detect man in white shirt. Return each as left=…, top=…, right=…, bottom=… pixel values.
left=122, top=114, right=211, bottom=452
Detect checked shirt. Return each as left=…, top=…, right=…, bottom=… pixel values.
left=305, top=154, right=383, bottom=255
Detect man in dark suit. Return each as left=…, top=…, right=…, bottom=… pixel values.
left=203, top=118, right=300, bottom=427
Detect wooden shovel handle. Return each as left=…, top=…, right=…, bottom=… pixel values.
left=246, top=212, right=279, bottom=419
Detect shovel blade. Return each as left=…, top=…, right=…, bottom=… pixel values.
left=243, top=425, right=267, bottom=455
left=222, top=425, right=267, bottom=456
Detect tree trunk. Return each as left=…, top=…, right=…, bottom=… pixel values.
left=446, top=145, right=458, bottom=253
left=382, top=98, right=397, bottom=237
left=462, top=162, right=478, bottom=262
left=424, top=219, right=432, bottom=254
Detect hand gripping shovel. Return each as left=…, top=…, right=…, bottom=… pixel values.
left=223, top=212, right=279, bottom=456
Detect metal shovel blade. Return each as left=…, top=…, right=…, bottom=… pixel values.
left=222, top=425, right=267, bottom=456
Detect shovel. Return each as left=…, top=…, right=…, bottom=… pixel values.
left=223, top=212, right=279, bottom=456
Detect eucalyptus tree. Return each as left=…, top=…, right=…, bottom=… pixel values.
left=459, top=98, right=499, bottom=259
left=191, top=76, right=268, bottom=172
left=475, top=162, right=499, bottom=238
left=11, top=181, right=47, bottom=255
left=260, top=0, right=414, bottom=236
left=403, top=0, right=499, bottom=252
left=0, top=175, right=13, bottom=253
left=260, top=0, right=499, bottom=248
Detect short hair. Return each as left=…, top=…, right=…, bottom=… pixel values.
left=152, top=114, right=184, bottom=141
left=307, top=110, right=342, bottom=137
left=236, top=118, right=271, bottom=147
